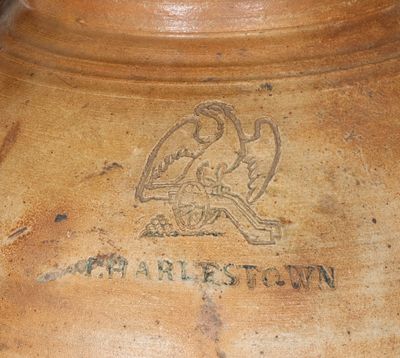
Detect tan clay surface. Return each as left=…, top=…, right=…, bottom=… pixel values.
left=0, top=1, right=399, bottom=357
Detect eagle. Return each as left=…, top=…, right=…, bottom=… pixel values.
left=135, top=101, right=282, bottom=245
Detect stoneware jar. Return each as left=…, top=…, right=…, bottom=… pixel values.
left=0, top=0, right=399, bottom=356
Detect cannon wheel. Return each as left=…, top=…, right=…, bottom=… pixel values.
left=172, top=181, right=210, bottom=230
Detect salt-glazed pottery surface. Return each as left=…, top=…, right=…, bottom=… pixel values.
left=0, top=1, right=399, bottom=357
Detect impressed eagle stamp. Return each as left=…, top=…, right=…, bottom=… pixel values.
left=136, top=101, right=282, bottom=245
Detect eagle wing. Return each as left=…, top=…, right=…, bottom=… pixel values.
left=241, top=118, right=281, bottom=204
left=135, top=112, right=223, bottom=202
